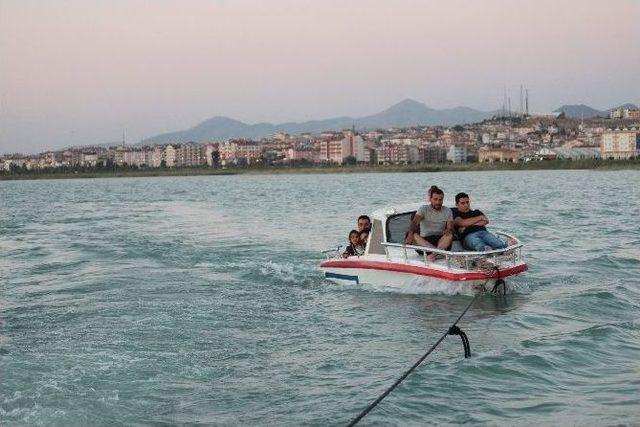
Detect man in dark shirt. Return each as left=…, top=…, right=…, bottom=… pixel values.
left=357, top=215, right=371, bottom=233
left=453, top=192, right=507, bottom=252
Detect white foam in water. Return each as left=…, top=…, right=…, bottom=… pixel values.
left=324, top=274, right=531, bottom=296
left=322, top=275, right=480, bottom=296
left=361, top=279, right=479, bottom=296
left=259, top=260, right=316, bottom=284
left=506, top=280, right=532, bottom=294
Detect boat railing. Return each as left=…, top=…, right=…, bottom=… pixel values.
left=381, top=231, right=524, bottom=270
left=321, top=245, right=343, bottom=259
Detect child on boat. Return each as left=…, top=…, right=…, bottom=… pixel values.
left=356, top=230, right=369, bottom=255
left=343, top=230, right=361, bottom=258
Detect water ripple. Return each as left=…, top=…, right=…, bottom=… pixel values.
left=1, top=171, right=639, bottom=425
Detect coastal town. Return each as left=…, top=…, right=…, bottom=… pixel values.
left=2, top=107, right=639, bottom=174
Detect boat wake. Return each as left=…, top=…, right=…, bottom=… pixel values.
left=329, top=275, right=532, bottom=296
left=361, top=280, right=479, bottom=296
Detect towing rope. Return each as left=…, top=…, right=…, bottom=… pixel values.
left=346, top=293, right=480, bottom=426
left=490, top=265, right=506, bottom=295
left=448, top=325, right=471, bottom=358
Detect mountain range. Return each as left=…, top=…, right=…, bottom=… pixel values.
left=142, top=99, right=638, bottom=145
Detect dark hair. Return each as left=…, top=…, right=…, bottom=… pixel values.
left=455, top=192, right=469, bottom=203
left=357, top=215, right=371, bottom=224
left=348, top=229, right=359, bottom=239
left=429, top=185, right=444, bottom=196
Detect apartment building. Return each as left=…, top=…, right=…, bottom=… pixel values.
left=81, top=152, right=98, bottom=166
left=422, top=146, right=447, bottom=163
left=123, top=150, right=146, bottom=166
left=163, top=145, right=176, bottom=167
left=318, top=132, right=365, bottom=163
left=145, top=147, right=163, bottom=168
left=600, top=128, right=639, bottom=159
left=446, top=145, right=468, bottom=163
left=176, top=143, right=204, bottom=167
left=285, top=147, right=319, bottom=162
left=235, top=141, right=262, bottom=164
left=219, top=141, right=262, bottom=165
left=378, top=141, right=419, bottom=164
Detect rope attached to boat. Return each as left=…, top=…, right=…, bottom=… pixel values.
left=346, top=293, right=479, bottom=427
left=447, top=325, right=471, bottom=358
left=490, top=266, right=506, bottom=295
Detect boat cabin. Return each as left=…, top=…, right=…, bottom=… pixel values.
left=365, top=204, right=438, bottom=256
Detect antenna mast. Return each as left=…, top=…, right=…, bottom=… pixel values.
left=519, top=85, right=524, bottom=117
left=503, top=86, right=507, bottom=117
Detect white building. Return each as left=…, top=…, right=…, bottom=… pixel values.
left=145, top=147, right=163, bottom=168
left=81, top=153, right=98, bottom=166
left=163, top=145, right=176, bottom=167
left=446, top=145, right=468, bottom=163
left=600, top=128, right=639, bottom=159
left=123, top=150, right=146, bottom=166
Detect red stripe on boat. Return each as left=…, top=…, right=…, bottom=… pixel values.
left=320, top=259, right=528, bottom=281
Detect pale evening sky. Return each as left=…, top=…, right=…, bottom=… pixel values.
left=1, top=0, right=639, bottom=153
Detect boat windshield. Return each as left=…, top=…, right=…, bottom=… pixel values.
left=386, top=211, right=416, bottom=244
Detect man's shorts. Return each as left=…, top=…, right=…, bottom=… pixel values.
left=423, top=234, right=452, bottom=250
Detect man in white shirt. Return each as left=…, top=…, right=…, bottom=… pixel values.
left=405, top=185, right=453, bottom=262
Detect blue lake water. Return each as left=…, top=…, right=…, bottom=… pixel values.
left=1, top=170, right=639, bottom=425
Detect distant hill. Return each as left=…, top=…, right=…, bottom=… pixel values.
left=354, top=99, right=493, bottom=128
left=554, top=103, right=638, bottom=119
left=554, top=104, right=604, bottom=118
left=143, top=99, right=494, bottom=145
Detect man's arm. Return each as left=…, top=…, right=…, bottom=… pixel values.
left=454, top=214, right=488, bottom=227
left=405, top=214, right=423, bottom=244
left=444, top=218, right=454, bottom=235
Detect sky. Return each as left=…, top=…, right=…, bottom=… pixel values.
left=1, top=0, right=639, bottom=153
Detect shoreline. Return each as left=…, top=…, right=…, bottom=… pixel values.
left=1, top=159, right=639, bottom=181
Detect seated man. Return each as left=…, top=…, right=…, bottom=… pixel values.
left=405, top=185, right=453, bottom=261
left=357, top=215, right=371, bottom=233
left=453, top=192, right=507, bottom=252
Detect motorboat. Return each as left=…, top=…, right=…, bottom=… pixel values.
left=320, top=204, right=528, bottom=293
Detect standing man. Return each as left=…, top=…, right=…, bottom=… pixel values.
left=357, top=215, right=371, bottom=233
left=453, top=192, right=507, bottom=252
left=405, top=185, right=453, bottom=261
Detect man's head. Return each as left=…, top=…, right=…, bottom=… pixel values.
left=455, top=192, right=471, bottom=213
left=428, top=185, right=445, bottom=210
left=357, top=215, right=371, bottom=232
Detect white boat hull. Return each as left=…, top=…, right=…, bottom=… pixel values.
left=324, top=266, right=489, bottom=289
left=320, top=255, right=527, bottom=292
